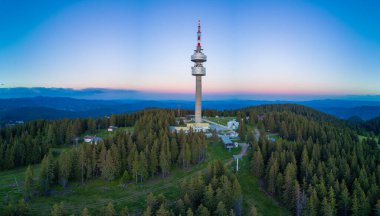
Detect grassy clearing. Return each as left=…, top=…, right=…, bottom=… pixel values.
left=83, top=127, right=134, bottom=138
left=358, top=135, right=379, bottom=143
left=0, top=141, right=236, bottom=215
left=0, top=140, right=287, bottom=215
left=235, top=154, right=291, bottom=216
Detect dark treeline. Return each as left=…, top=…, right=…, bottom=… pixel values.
left=364, top=116, right=380, bottom=135
left=0, top=106, right=236, bottom=171
left=0, top=112, right=137, bottom=170
left=346, top=116, right=380, bottom=138
left=243, top=104, right=380, bottom=215
left=22, top=109, right=208, bottom=200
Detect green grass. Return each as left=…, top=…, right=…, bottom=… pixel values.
left=83, top=127, right=134, bottom=138
left=0, top=140, right=287, bottom=215
left=358, top=135, right=379, bottom=143
left=235, top=154, right=291, bottom=216
left=268, top=133, right=280, bottom=141
left=206, top=116, right=236, bottom=126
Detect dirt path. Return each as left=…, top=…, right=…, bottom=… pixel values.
left=234, top=143, right=249, bottom=159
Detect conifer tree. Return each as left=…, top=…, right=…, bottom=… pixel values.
left=131, top=151, right=140, bottom=183
left=120, top=170, right=131, bottom=186
left=375, top=200, right=380, bottom=216
left=101, top=202, right=116, bottom=216
left=204, top=184, right=215, bottom=210
left=248, top=205, right=258, bottom=216
left=58, top=152, right=71, bottom=187
left=215, top=201, right=228, bottom=216
left=24, top=165, right=33, bottom=201
left=197, top=204, right=210, bottom=216
left=149, top=143, right=158, bottom=177
left=159, top=148, right=170, bottom=178
left=120, top=207, right=129, bottom=216
left=156, top=204, right=170, bottom=216
left=186, top=208, right=194, bottom=216
left=176, top=199, right=186, bottom=216
left=143, top=206, right=152, bottom=216
left=39, top=153, right=55, bottom=195
left=102, top=150, right=116, bottom=181
left=51, top=202, right=66, bottom=216
left=338, top=181, right=350, bottom=216
left=251, top=149, right=264, bottom=178
left=139, top=152, right=148, bottom=182
left=81, top=208, right=91, bottom=216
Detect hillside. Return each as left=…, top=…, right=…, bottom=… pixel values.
left=1, top=97, right=380, bottom=124
left=1, top=104, right=380, bottom=215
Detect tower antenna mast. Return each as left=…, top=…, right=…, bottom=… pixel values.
left=191, top=20, right=207, bottom=124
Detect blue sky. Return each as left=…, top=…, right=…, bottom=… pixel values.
left=0, top=0, right=379, bottom=99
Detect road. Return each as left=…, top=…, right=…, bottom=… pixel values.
left=233, top=127, right=260, bottom=159
left=233, top=143, right=249, bottom=159
left=254, top=128, right=260, bottom=141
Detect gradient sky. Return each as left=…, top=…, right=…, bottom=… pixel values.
left=0, top=0, right=379, bottom=97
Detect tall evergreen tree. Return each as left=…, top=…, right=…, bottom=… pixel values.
left=23, top=165, right=34, bottom=201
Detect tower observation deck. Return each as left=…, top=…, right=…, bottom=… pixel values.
left=191, top=20, right=207, bottom=123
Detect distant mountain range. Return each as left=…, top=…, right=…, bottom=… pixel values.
left=1, top=97, right=380, bottom=124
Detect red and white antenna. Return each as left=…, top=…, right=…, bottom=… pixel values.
left=197, top=19, right=201, bottom=47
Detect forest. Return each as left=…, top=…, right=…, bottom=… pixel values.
left=1, top=104, right=380, bottom=215
left=243, top=104, right=380, bottom=215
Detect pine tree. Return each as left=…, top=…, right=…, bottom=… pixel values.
left=101, top=202, right=116, bottom=216
left=248, top=205, right=258, bottom=216
left=232, top=178, right=242, bottom=216
left=305, top=187, right=318, bottom=216
left=186, top=208, right=194, bottom=216
left=159, top=147, right=170, bottom=178
left=120, top=207, right=129, bottom=216
left=251, top=148, right=264, bottom=178
left=183, top=193, right=192, bottom=210
left=139, top=152, right=148, bottom=182
left=81, top=208, right=91, bottom=216
left=229, top=209, right=236, bottom=216
left=156, top=204, right=170, bottom=216
left=146, top=193, right=158, bottom=212
left=351, top=194, right=359, bottom=216
left=204, top=184, right=215, bottom=210
left=283, top=163, right=297, bottom=208
left=149, top=143, right=158, bottom=177
left=24, top=165, right=33, bottom=201
left=131, top=151, right=140, bottom=183
left=176, top=199, right=186, bottom=216
left=39, top=153, right=55, bottom=195
left=58, top=152, right=71, bottom=187
left=321, top=197, right=333, bottom=216
left=338, top=181, right=350, bottom=216
left=215, top=201, right=228, bottom=216
left=328, top=187, right=336, bottom=215
left=197, top=204, right=210, bottom=216
left=375, top=199, right=380, bottom=216
left=143, top=206, right=152, bottom=216
left=170, top=137, right=179, bottom=164
left=51, top=202, right=66, bottom=216
left=120, top=170, right=131, bottom=186
left=102, top=150, right=116, bottom=181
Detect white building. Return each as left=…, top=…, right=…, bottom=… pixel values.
left=83, top=136, right=103, bottom=144
left=170, top=122, right=210, bottom=133
left=108, top=126, right=117, bottom=132
left=227, top=120, right=239, bottom=130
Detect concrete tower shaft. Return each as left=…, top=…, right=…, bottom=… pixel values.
left=195, top=76, right=202, bottom=123
left=191, top=20, right=207, bottom=123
